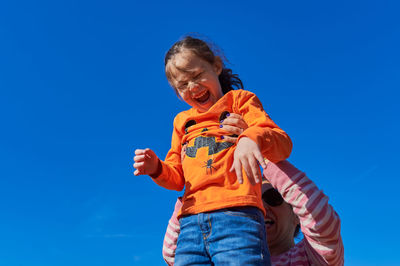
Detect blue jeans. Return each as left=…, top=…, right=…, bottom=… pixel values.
left=175, top=207, right=270, bottom=265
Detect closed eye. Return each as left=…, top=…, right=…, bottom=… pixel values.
left=177, top=83, right=188, bottom=91
left=193, top=72, right=203, bottom=81
left=176, top=71, right=203, bottom=91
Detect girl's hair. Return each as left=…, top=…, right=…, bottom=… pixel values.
left=164, top=36, right=243, bottom=95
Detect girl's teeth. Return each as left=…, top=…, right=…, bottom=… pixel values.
left=194, top=90, right=207, bottom=99
left=195, top=91, right=210, bottom=103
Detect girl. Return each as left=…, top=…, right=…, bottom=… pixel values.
left=134, top=36, right=292, bottom=265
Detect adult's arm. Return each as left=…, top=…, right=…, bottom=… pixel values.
left=264, top=160, right=344, bottom=266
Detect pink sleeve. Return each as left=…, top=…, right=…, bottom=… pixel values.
left=162, top=198, right=182, bottom=265
left=264, top=160, right=344, bottom=266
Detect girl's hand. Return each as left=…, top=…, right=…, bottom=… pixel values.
left=220, top=113, right=248, bottom=143
left=229, top=137, right=267, bottom=185
left=133, top=148, right=160, bottom=176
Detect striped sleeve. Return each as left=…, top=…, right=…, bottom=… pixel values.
left=271, top=241, right=311, bottom=265
left=264, top=160, right=344, bottom=266
left=162, top=198, right=182, bottom=265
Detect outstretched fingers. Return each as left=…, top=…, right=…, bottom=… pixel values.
left=230, top=159, right=243, bottom=184
left=254, top=149, right=267, bottom=169
left=248, top=156, right=261, bottom=184
left=241, top=157, right=257, bottom=185
left=230, top=137, right=266, bottom=185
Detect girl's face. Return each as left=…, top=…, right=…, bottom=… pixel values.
left=166, top=50, right=224, bottom=112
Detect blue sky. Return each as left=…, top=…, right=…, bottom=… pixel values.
left=0, top=0, right=399, bottom=265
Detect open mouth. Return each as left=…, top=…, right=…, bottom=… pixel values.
left=265, top=218, right=275, bottom=229
left=193, top=90, right=210, bottom=104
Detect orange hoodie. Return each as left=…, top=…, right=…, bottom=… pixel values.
left=152, top=89, right=292, bottom=218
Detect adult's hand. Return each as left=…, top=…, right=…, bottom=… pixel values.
left=220, top=113, right=248, bottom=143
left=230, top=137, right=267, bottom=185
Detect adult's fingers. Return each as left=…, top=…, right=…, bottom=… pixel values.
left=221, top=135, right=237, bottom=143
left=254, top=149, right=267, bottom=169
left=224, top=112, right=244, bottom=120
left=220, top=124, right=243, bottom=135
left=181, top=145, right=187, bottom=161
left=230, top=159, right=243, bottom=184
left=240, top=158, right=256, bottom=186
left=248, top=156, right=261, bottom=184
left=222, top=118, right=248, bottom=131
left=222, top=113, right=248, bottom=129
